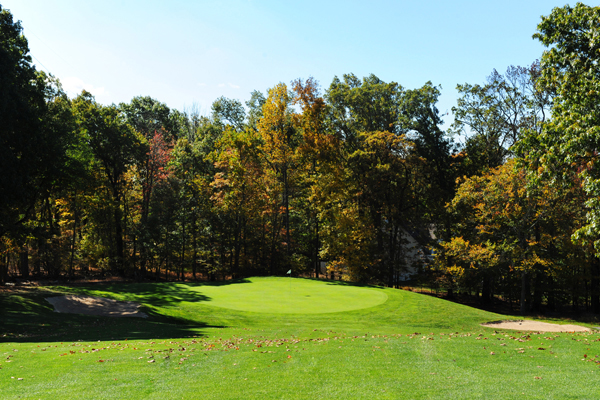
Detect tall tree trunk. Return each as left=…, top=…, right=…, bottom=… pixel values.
left=114, top=205, right=124, bottom=275
left=269, top=212, right=280, bottom=275
left=35, top=236, right=42, bottom=276
left=180, top=218, right=186, bottom=281
left=591, top=257, right=600, bottom=314
left=314, top=215, right=319, bottom=278
left=192, top=213, right=197, bottom=280
left=520, top=271, right=529, bottom=314
left=69, top=202, right=79, bottom=278
left=0, top=254, right=8, bottom=284
left=19, top=246, right=29, bottom=279
left=481, top=274, right=491, bottom=305
left=283, top=167, right=291, bottom=260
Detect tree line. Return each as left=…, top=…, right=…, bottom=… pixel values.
left=2, top=3, right=600, bottom=314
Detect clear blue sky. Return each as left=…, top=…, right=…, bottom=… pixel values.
left=3, top=1, right=571, bottom=127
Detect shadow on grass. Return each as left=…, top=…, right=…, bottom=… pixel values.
left=58, top=278, right=252, bottom=307
left=0, top=287, right=224, bottom=343
left=301, top=277, right=384, bottom=289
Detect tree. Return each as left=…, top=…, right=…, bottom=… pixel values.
left=452, top=63, right=550, bottom=174
left=73, top=92, right=142, bottom=274
left=524, top=3, right=600, bottom=312
left=211, top=96, right=246, bottom=132
left=400, top=82, right=457, bottom=241
left=530, top=4, right=600, bottom=248
left=323, top=74, right=437, bottom=284
left=0, top=7, right=52, bottom=237
left=440, top=159, right=587, bottom=312
left=291, top=77, right=334, bottom=278
left=120, top=96, right=180, bottom=141
left=245, top=90, right=266, bottom=132
left=326, top=74, right=403, bottom=150
left=257, top=83, right=298, bottom=272
left=0, top=7, right=76, bottom=282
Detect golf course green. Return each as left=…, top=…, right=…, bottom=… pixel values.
left=1, top=277, right=599, bottom=399
left=183, top=277, right=388, bottom=313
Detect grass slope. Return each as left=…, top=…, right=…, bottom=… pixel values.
left=1, top=277, right=599, bottom=399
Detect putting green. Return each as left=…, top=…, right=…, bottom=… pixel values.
left=184, top=277, right=388, bottom=314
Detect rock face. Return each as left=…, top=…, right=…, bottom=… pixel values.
left=46, top=295, right=148, bottom=318
left=481, top=320, right=590, bottom=332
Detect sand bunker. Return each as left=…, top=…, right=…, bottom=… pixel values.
left=46, top=295, right=148, bottom=318
left=482, top=320, right=590, bottom=332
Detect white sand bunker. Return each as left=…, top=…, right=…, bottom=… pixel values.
left=46, top=295, right=148, bottom=318
left=482, top=320, right=590, bottom=332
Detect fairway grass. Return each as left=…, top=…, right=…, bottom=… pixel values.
left=1, top=277, right=599, bottom=399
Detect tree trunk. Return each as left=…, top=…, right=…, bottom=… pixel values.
left=69, top=203, right=79, bottom=277
left=192, top=213, right=197, bottom=280
left=19, top=245, right=29, bottom=279
left=113, top=203, right=125, bottom=275
left=531, top=272, right=543, bottom=312
left=283, top=167, right=291, bottom=260
left=591, top=257, right=600, bottom=314
left=0, top=254, right=8, bottom=284
left=520, top=271, right=529, bottom=314
left=481, top=274, right=491, bottom=305
left=314, top=216, right=319, bottom=278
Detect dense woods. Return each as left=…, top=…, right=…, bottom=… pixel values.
left=3, top=3, right=600, bottom=314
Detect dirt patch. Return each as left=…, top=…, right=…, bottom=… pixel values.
left=46, top=295, right=148, bottom=318
left=482, top=320, right=590, bottom=332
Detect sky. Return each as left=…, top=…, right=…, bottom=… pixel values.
left=3, top=0, right=572, bottom=129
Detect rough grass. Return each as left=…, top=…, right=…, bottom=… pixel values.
left=1, top=277, right=599, bottom=399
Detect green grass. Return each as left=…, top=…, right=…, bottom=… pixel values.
left=182, top=277, right=388, bottom=313
left=1, top=277, right=600, bottom=399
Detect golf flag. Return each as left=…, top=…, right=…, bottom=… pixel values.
left=287, top=269, right=291, bottom=275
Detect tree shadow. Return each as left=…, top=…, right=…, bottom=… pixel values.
left=56, top=278, right=252, bottom=307
left=0, top=287, right=224, bottom=343
left=189, top=278, right=252, bottom=287
left=301, top=277, right=383, bottom=288
left=60, top=282, right=212, bottom=307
